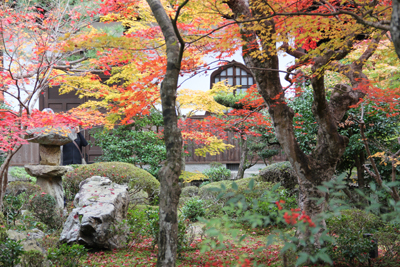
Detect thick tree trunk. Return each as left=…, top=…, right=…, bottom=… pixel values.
left=297, top=173, right=329, bottom=249
left=236, top=137, right=248, bottom=180
left=146, top=0, right=183, bottom=266
left=392, top=0, right=400, bottom=59
left=354, top=151, right=365, bottom=190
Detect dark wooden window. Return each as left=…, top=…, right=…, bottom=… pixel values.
left=210, top=61, right=254, bottom=93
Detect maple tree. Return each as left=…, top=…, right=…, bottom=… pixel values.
left=221, top=0, right=399, bottom=254
left=0, top=0, right=105, bottom=207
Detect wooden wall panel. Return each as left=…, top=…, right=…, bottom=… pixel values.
left=10, top=143, right=40, bottom=166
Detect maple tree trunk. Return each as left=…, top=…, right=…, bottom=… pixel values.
left=236, top=137, right=248, bottom=180
left=392, top=0, right=400, bottom=59
left=354, top=152, right=365, bottom=191
left=146, top=0, right=183, bottom=266
left=0, top=50, right=3, bottom=103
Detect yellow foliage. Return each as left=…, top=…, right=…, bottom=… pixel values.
left=177, top=81, right=239, bottom=116
left=180, top=171, right=206, bottom=183
left=370, top=151, right=400, bottom=167
left=194, top=136, right=235, bottom=157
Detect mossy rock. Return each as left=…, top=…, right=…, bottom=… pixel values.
left=181, top=186, right=199, bottom=198
left=198, top=177, right=280, bottom=201
left=259, top=161, right=297, bottom=190
left=63, top=162, right=160, bottom=201
left=327, top=209, right=384, bottom=234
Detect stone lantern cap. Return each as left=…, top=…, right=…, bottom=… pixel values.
left=26, top=126, right=77, bottom=146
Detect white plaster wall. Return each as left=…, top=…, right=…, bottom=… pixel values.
left=177, top=49, right=294, bottom=115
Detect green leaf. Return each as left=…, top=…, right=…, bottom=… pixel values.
left=232, top=182, right=238, bottom=191
left=248, top=179, right=255, bottom=190
left=317, top=252, right=333, bottom=264
left=317, top=186, right=328, bottom=193
left=281, top=242, right=296, bottom=253
left=296, top=252, right=309, bottom=266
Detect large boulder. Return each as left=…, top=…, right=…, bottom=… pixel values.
left=259, top=161, right=298, bottom=190
left=60, top=176, right=129, bottom=249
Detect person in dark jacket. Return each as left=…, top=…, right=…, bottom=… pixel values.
left=62, top=126, right=88, bottom=165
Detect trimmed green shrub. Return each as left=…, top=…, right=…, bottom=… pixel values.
left=63, top=162, right=160, bottom=201
left=178, top=197, right=191, bottom=209
left=202, top=166, right=231, bottom=182
left=198, top=178, right=295, bottom=223
left=91, top=123, right=166, bottom=178
left=202, top=199, right=225, bottom=219
left=21, top=250, right=45, bottom=267
left=3, top=194, right=23, bottom=226
left=327, top=209, right=384, bottom=234
left=47, top=243, right=87, bottom=267
left=328, top=228, right=377, bottom=265
left=6, top=181, right=41, bottom=197
left=0, top=238, right=24, bottom=266
left=326, top=209, right=385, bottom=265
left=9, top=167, right=36, bottom=182
left=27, top=193, right=63, bottom=230
left=372, top=225, right=400, bottom=267
left=6, top=181, right=42, bottom=209
left=181, top=197, right=205, bottom=222
left=181, top=186, right=199, bottom=198
left=199, top=177, right=278, bottom=201
left=259, top=161, right=297, bottom=190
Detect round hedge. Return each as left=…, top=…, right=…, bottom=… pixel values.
left=259, top=161, right=297, bottom=190
left=63, top=162, right=160, bottom=200
left=327, top=209, right=384, bottom=234
left=181, top=186, right=199, bottom=198
left=198, top=177, right=280, bottom=201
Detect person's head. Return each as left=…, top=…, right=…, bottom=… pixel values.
left=70, top=126, right=80, bottom=133
left=42, top=108, right=54, bottom=114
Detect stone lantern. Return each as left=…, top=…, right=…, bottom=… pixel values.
left=24, top=127, right=76, bottom=210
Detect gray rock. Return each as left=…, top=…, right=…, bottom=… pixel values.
left=259, top=161, right=298, bottom=190
left=39, top=145, right=61, bottom=166
left=60, top=176, right=129, bottom=249
left=36, top=176, right=64, bottom=210
left=7, top=228, right=46, bottom=254
left=26, top=127, right=76, bottom=146
left=25, top=164, right=73, bottom=178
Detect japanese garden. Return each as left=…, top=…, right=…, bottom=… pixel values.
left=0, top=0, right=400, bottom=266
